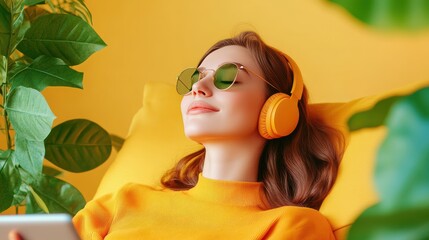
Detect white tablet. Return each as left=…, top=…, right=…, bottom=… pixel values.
left=0, top=213, right=80, bottom=240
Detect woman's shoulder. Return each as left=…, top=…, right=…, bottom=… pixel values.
left=265, top=206, right=335, bottom=239
left=275, top=205, right=325, bottom=217
left=275, top=205, right=331, bottom=226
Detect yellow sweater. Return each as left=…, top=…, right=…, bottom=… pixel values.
left=73, top=175, right=335, bottom=239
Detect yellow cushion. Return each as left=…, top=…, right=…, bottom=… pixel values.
left=95, top=82, right=201, bottom=198
left=95, top=80, right=428, bottom=240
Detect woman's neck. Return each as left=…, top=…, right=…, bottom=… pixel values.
left=201, top=137, right=266, bottom=182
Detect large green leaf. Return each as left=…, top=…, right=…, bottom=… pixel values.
left=24, top=0, right=45, bottom=6
left=45, top=119, right=112, bottom=172
left=348, top=204, right=429, bottom=240
left=0, top=150, right=15, bottom=212
left=28, top=185, right=49, bottom=213
left=11, top=180, right=29, bottom=207
left=46, top=0, right=93, bottom=24
left=0, top=0, right=6, bottom=10
left=348, top=87, right=429, bottom=239
left=42, top=165, right=62, bottom=177
left=24, top=194, right=45, bottom=213
left=5, top=86, right=56, bottom=141
left=0, top=1, right=12, bottom=55
left=0, top=150, right=22, bottom=211
left=17, top=13, right=106, bottom=66
left=328, top=0, right=429, bottom=30
left=26, top=174, right=86, bottom=215
left=14, top=134, right=45, bottom=177
left=9, top=55, right=83, bottom=91
left=0, top=0, right=25, bottom=56
left=348, top=95, right=403, bottom=131
left=0, top=170, right=14, bottom=211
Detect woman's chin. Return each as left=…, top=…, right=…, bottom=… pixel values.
left=185, top=132, right=213, bottom=143
left=184, top=130, right=227, bottom=143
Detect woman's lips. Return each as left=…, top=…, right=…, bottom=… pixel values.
left=187, top=101, right=219, bottom=114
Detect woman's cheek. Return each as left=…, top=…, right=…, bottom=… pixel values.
left=180, top=97, right=191, bottom=119
left=228, top=94, right=266, bottom=128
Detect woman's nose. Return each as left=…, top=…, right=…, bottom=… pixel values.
left=191, top=71, right=214, bottom=97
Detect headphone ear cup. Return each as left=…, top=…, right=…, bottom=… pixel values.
left=258, top=93, right=300, bottom=139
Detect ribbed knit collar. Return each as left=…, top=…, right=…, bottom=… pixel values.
left=187, top=174, right=265, bottom=209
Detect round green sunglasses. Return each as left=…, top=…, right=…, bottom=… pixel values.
left=176, top=62, right=280, bottom=95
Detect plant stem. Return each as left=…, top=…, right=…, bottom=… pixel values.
left=3, top=95, right=11, bottom=150
left=1, top=62, right=11, bottom=149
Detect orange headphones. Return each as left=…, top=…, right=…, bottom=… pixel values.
left=258, top=54, right=304, bottom=139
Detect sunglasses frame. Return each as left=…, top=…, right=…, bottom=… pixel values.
left=176, top=62, right=280, bottom=95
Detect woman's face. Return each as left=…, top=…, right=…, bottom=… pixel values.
left=181, top=45, right=268, bottom=143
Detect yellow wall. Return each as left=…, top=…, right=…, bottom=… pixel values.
left=42, top=0, right=429, bottom=201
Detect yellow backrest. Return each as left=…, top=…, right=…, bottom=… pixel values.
left=95, top=81, right=426, bottom=239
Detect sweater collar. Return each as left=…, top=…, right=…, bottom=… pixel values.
left=186, top=174, right=266, bottom=209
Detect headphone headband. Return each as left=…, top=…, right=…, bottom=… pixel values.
left=282, top=53, right=304, bottom=100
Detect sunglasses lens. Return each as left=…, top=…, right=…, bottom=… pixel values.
left=214, top=63, right=238, bottom=90
left=176, top=68, right=199, bottom=95
left=176, top=63, right=238, bottom=95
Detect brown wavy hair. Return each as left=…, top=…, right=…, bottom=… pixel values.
left=161, top=31, right=344, bottom=210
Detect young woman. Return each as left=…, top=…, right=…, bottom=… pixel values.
left=10, top=31, right=344, bottom=240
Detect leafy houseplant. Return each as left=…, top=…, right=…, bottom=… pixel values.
left=327, top=0, right=429, bottom=239
left=347, top=87, right=429, bottom=239
left=0, top=0, right=114, bottom=215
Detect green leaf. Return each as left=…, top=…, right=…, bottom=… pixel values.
left=328, top=0, right=429, bottom=30
left=0, top=0, right=25, bottom=56
left=348, top=204, right=429, bottom=240
left=25, top=194, right=44, bottom=213
left=11, top=181, right=29, bottom=206
left=0, top=150, right=22, bottom=212
left=14, top=134, right=45, bottom=177
left=0, top=169, right=14, bottom=211
left=375, top=87, right=429, bottom=207
left=0, top=0, right=6, bottom=10
left=46, top=0, right=92, bottom=24
left=26, top=174, right=86, bottom=215
left=24, top=0, right=45, bottom=6
left=0, top=3, right=11, bottom=55
left=9, top=55, right=83, bottom=91
left=17, top=13, right=106, bottom=66
left=348, top=95, right=403, bottom=131
left=45, top=119, right=112, bottom=172
left=42, top=165, right=62, bottom=177
left=0, top=151, right=14, bottom=212
left=28, top=185, right=49, bottom=213
left=5, top=86, right=56, bottom=141
left=348, top=87, right=429, bottom=239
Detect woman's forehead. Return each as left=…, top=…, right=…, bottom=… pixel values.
left=200, top=46, right=260, bottom=71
